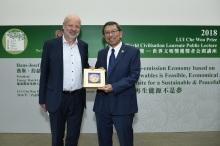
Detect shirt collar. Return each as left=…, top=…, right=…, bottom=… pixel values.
left=62, top=35, right=78, bottom=46
left=109, top=41, right=122, bottom=53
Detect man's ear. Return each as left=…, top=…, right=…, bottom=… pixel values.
left=62, top=23, right=65, bottom=30
left=120, top=31, right=123, bottom=38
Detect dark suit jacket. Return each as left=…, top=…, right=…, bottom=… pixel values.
left=93, top=43, right=140, bottom=115
left=39, top=36, right=90, bottom=113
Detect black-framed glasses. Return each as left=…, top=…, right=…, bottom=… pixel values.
left=104, top=30, right=120, bottom=36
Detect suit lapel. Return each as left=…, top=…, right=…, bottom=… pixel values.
left=103, top=47, right=109, bottom=70
left=77, top=40, right=84, bottom=69
left=56, top=37, right=63, bottom=73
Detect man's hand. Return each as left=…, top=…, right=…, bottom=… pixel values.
left=99, top=67, right=106, bottom=72
left=89, top=66, right=94, bottom=70
left=89, top=66, right=106, bottom=72
left=98, top=84, right=113, bottom=93
left=40, top=104, right=47, bottom=112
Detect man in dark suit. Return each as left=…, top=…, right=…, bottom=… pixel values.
left=93, top=21, right=141, bottom=146
left=39, top=14, right=91, bottom=146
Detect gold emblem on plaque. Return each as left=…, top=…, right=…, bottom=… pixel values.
left=89, top=74, right=99, bottom=83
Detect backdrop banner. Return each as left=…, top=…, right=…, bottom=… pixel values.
left=0, top=25, right=219, bottom=133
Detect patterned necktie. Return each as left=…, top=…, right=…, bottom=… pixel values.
left=107, top=49, right=115, bottom=83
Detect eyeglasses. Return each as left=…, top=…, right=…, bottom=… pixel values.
left=104, top=30, right=120, bottom=36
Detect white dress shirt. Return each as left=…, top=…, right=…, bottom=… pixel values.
left=62, top=36, right=82, bottom=91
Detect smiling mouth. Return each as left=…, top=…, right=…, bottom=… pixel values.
left=69, top=31, right=77, bottom=34
left=108, top=37, right=115, bottom=41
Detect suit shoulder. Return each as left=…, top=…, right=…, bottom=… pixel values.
left=125, top=44, right=138, bottom=49
left=44, top=37, right=61, bottom=44
left=78, top=39, right=88, bottom=45
left=98, top=47, right=108, bottom=53
left=124, top=44, right=139, bottom=53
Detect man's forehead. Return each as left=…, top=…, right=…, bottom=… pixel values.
left=105, top=25, right=117, bottom=30
left=65, top=20, right=80, bottom=25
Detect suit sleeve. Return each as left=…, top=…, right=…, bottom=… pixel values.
left=39, top=41, right=50, bottom=104
left=95, top=51, right=102, bottom=69
left=84, top=43, right=90, bottom=68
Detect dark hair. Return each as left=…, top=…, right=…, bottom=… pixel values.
left=102, top=21, right=122, bottom=35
